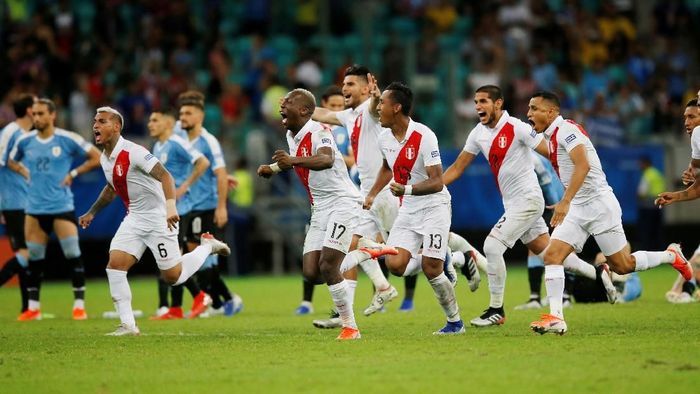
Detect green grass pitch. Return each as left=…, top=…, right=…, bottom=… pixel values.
left=0, top=267, right=698, bottom=393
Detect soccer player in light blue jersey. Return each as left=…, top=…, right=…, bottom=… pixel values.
left=0, top=94, right=35, bottom=313
left=177, top=91, right=240, bottom=317
left=148, top=110, right=212, bottom=320
left=8, top=98, right=101, bottom=321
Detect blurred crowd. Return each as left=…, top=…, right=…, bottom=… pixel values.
left=1, top=0, right=698, bottom=151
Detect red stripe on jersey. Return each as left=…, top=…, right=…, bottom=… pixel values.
left=487, top=122, right=515, bottom=192
left=565, top=119, right=589, bottom=136
left=293, top=132, right=314, bottom=205
left=113, top=150, right=131, bottom=212
left=549, top=127, right=560, bottom=177
left=350, top=112, right=362, bottom=163
left=392, top=131, right=422, bottom=205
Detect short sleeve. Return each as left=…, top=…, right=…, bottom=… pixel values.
left=515, top=122, right=543, bottom=149
left=203, top=134, right=225, bottom=170
left=174, top=137, right=203, bottom=164
left=463, top=127, right=481, bottom=155
left=559, top=123, right=586, bottom=153
left=422, top=131, right=442, bottom=167
left=133, top=145, right=160, bottom=173
left=692, top=127, right=700, bottom=160
left=315, top=129, right=335, bottom=152
left=334, top=108, right=356, bottom=130
left=65, top=132, right=92, bottom=155
left=8, top=136, right=25, bottom=162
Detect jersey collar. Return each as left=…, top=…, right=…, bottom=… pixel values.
left=486, top=110, right=509, bottom=133
left=109, top=136, right=127, bottom=159
left=544, top=116, right=564, bottom=138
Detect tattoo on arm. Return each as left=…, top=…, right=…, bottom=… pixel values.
left=88, top=185, right=117, bottom=215
left=149, top=162, right=167, bottom=181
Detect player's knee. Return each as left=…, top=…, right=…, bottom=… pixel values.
left=59, top=236, right=81, bottom=259
left=384, top=255, right=406, bottom=277
left=318, top=258, right=339, bottom=282
left=483, top=236, right=507, bottom=260
left=302, top=266, right=321, bottom=284
left=27, top=242, right=46, bottom=261
left=162, top=272, right=179, bottom=285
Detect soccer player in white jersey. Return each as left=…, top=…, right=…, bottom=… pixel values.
left=364, top=82, right=465, bottom=334
left=257, top=89, right=397, bottom=340
left=9, top=98, right=102, bottom=321
left=527, top=91, right=692, bottom=335
left=443, top=85, right=609, bottom=328
left=311, top=65, right=400, bottom=320
left=658, top=98, right=700, bottom=303
left=79, top=107, right=230, bottom=336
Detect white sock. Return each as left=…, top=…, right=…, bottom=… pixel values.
left=545, top=265, right=565, bottom=319
left=451, top=251, right=466, bottom=268
left=403, top=254, right=423, bottom=277
left=28, top=300, right=40, bottom=310
left=340, top=249, right=371, bottom=273
left=428, top=273, right=461, bottom=322
left=562, top=253, right=596, bottom=280
left=359, top=258, right=391, bottom=290
left=346, top=279, right=357, bottom=303
left=174, top=244, right=212, bottom=285
left=328, top=281, right=356, bottom=329
left=633, top=251, right=673, bottom=271
left=106, top=268, right=135, bottom=327
left=73, top=299, right=85, bottom=309
left=484, top=237, right=507, bottom=309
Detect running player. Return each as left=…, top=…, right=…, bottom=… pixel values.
left=365, top=82, right=464, bottom=334
left=148, top=110, right=212, bottom=320
left=443, top=86, right=609, bottom=328
left=8, top=98, right=101, bottom=321
left=258, top=88, right=396, bottom=340
left=0, top=93, right=35, bottom=313
left=80, top=106, right=230, bottom=336
left=527, top=90, right=692, bottom=335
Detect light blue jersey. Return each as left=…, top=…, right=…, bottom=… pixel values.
left=0, top=122, right=29, bottom=211
left=10, top=128, right=92, bottom=215
left=188, top=129, right=226, bottom=211
left=153, top=134, right=204, bottom=215
left=532, top=152, right=565, bottom=206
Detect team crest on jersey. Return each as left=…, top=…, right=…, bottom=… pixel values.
left=115, top=164, right=124, bottom=177
left=52, top=146, right=61, bottom=157
left=405, top=146, right=416, bottom=160
left=301, top=147, right=310, bottom=157
left=498, top=136, right=508, bottom=148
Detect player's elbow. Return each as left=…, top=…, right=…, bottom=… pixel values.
left=319, top=155, right=334, bottom=169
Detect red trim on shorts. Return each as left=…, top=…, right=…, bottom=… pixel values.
left=487, top=122, right=515, bottom=192
left=392, top=130, right=422, bottom=205
left=113, top=150, right=131, bottom=212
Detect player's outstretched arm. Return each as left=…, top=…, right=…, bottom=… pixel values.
left=442, top=151, right=476, bottom=186
left=79, top=184, right=117, bottom=228
left=367, top=73, right=381, bottom=120
left=149, top=162, right=179, bottom=231
left=364, top=159, right=393, bottom=209
left=312, top=107, right=342, bottom=126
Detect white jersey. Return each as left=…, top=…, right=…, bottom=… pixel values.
left=378, top=118, right=450, bottom=213
left=543, top=116, right=612, bottom=205
left=692, top=125, right=700, bottom=160
left=100, top=136, right=165, bottom=224
left=286, top=119, right=362, bottom=210
left=335, top=98, right=387, bottom=195
left=463, top=111, right=544, bottom=205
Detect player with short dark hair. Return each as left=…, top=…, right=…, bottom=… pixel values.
left=8, top=98, right=101, bottom=321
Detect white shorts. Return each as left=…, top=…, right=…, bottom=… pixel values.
left=387, top=202, right=451, bottom=260
left=110, top=216, right=181, bottom=270
left=302, top=202, right=360, bottom=255
left=551, top=191, right=627, bottom=256
left=355, top=189, right=399, bottom=240
left=489, top=197, right=547, bottom=249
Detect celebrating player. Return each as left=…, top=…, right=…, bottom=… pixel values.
left=80, top=106, right=230, bottom=336
left=527, top=90, right=692, bottom=334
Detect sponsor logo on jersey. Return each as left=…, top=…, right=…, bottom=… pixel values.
left=565, top=134, right=576, bottom=144
left=144, top=153, right=154, bottom=161
left=431, top=150, right=439, bottom=158
left=530, top=130, right=537, bottom=138
left=321, top=137, right=332, bottom=145
left=52, top=146, right=61, bottom=157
